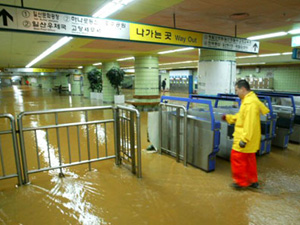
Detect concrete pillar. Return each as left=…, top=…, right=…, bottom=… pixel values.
left=70, top=75, right=82, bottom=95
left=82, top=66, right=94, bottom=98
left=198, top=49, right=236, bottom=94
left=41, top=77, right=52, bottom=90
left=134, top=55, right=159, bottom=96
left=102, top=61, right=119, bottom=103
left=128, top=55, right=160, bottom=111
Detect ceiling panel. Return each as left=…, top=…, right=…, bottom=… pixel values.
left=1, top=0, right=300, bottom=69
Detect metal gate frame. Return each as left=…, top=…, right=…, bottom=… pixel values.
left=159, top=102, right=187, bottom=166
left=15, top=105, right=141, bottom=185
left=115, top=105, right=142, bottom=178
left=0, top=114, right=22, bottom=185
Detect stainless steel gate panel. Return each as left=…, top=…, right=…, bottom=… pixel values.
left=186, top=117, right=214, bottom=170
left=289, top=124, right=300, bottom=143
left=272, top=128, right=290, bottom=148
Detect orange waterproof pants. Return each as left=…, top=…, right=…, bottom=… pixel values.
left=230, top=149, right=258, bottom=187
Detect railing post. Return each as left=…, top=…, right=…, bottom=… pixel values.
left=17, top=114, right=29, bottom=184
left=176, top=108, right=180, bottom=162
left=55, top=113, right=64, bottom=177
left=8, top=115, right=22, bottom=186
left=85, top=111, right=91, bottom=171
left=183, top=108, right=187, bottom=167
left=136, top=110, right=142, bottom=178
left=114, top=107, right=121, bottom=165
left=159, top=104, right=162, bottom=154
left=130, top=112, right=136, bottom=174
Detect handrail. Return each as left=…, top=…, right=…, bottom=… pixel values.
left=160, top=96, right=218, bottom=131
left=191, top=94, right=240, bottom=108
left=254, top=92, right=296, bottom=114
left=217, top=93, right=274, bottom=118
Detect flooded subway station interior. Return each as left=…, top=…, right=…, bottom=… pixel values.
left=0, top=86, right=300, bottom=225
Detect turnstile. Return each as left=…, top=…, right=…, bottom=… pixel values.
left=255, top=92, right=296, bottom=148
left=160, top=96, right=220, bottom=172
left=191, top=94, right=274, bottom=160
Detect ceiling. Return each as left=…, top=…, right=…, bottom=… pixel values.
left=1, top=0, right=300, bottom=71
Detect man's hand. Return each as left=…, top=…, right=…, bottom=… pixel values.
left=239, top=140, right=246, bottom=148
left=221, top=114, right=226, bottom=121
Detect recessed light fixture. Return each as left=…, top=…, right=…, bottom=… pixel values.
left=26, top=0, right=136, bottom=68
left=247, top=32, right=287, bottom=40
left=117, top=57, right=135, bottom=61
left=236, top=55, right=257, bottom=59
left=158, top=47, right=195, bottom=55
left=93, top=0, right=135, bottom=18
left=258, top=53, right=281, bottom=57
left=230, top=13, right=249, bottom=20
left=288, top=29, right=300, bottom=35
left=93, top=62, right=102, bottom=66
left=25, top=37, right=73, bottom=68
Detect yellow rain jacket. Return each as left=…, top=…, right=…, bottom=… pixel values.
left=225, top=91, right=270, bottom=153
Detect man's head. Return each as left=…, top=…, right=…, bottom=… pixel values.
left=235, top=80, right=251, bottom=99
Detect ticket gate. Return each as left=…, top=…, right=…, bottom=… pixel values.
left=255, top=92, right=295, bottom=148
left=191, top=94, right=274, bottom=159
left=257, top=91, right=300, bottom=144
left=159, top=96, right=220, bottom=172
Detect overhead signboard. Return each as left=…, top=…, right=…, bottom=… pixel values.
left=130, top=23, right=203, bottom=47
left=0, top=5, right=130, bottom=39
left=0, top=4, right=259, bottom=54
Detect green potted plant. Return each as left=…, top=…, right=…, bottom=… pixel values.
left=87, top=68, right=103, bottom=100
left=106, top=67, right=125, bottom=103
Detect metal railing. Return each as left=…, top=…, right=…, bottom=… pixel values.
left=115, top=105, right=142, bottom=178
left=16, top=105, right=141, bottom=184
left=0, top=114, right=22, bottom=185
left=159, top=102, right=187, bottom=166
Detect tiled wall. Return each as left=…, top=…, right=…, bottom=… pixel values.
left=237, top=65, right=300, bottom=92
left=200, top=50, right=236, bottom=61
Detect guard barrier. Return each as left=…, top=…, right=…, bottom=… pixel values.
left=0, top=105, right=141, bottom=186
left=0, top=114, right=22, bottom=185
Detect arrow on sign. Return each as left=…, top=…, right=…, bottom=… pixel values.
left=253, top=43, right=258, bottom=51
left=0, top=9, right=13, bottom=26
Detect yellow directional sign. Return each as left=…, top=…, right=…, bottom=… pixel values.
left=0, top=4, right=259, bottom=54
left=32, top=68, right=56, bottom=73
left=130, top=23, right=203, bottom=47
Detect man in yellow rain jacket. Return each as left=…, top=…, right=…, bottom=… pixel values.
left=223, top=80, right=269, bottom=189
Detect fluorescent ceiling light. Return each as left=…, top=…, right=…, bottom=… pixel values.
left=282, top=52, right=292, bottom=55
left=159, top=60, right=198, bottom=66
left=288, top=29, right=300, bottom=35
left=117, top=57, right=135, bottom=61
left=93, top=62, right=102, bottom=66
left=158, top=47, right=195, bottom=55
left=236, top=55, right=257, bottom=59
left=25, top=37, right=73, bottom=68
left=258, top=53, right=281, bottom=57
left=123, top=69, right=135, bottom=73
left=26, top=0, right=135, bottom=68
left=78, top=66, right=83, bottom=69
left=93, top=0, right=135, bottom=18
left=237, top=62, right=266, bottom=66
left=247, top=32, right=287, bottom=40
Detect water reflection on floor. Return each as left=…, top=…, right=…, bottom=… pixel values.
left=0, top=86, right=300, bottom=225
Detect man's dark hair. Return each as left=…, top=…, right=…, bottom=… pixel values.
left=235, top=79, right=250, bottom=91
